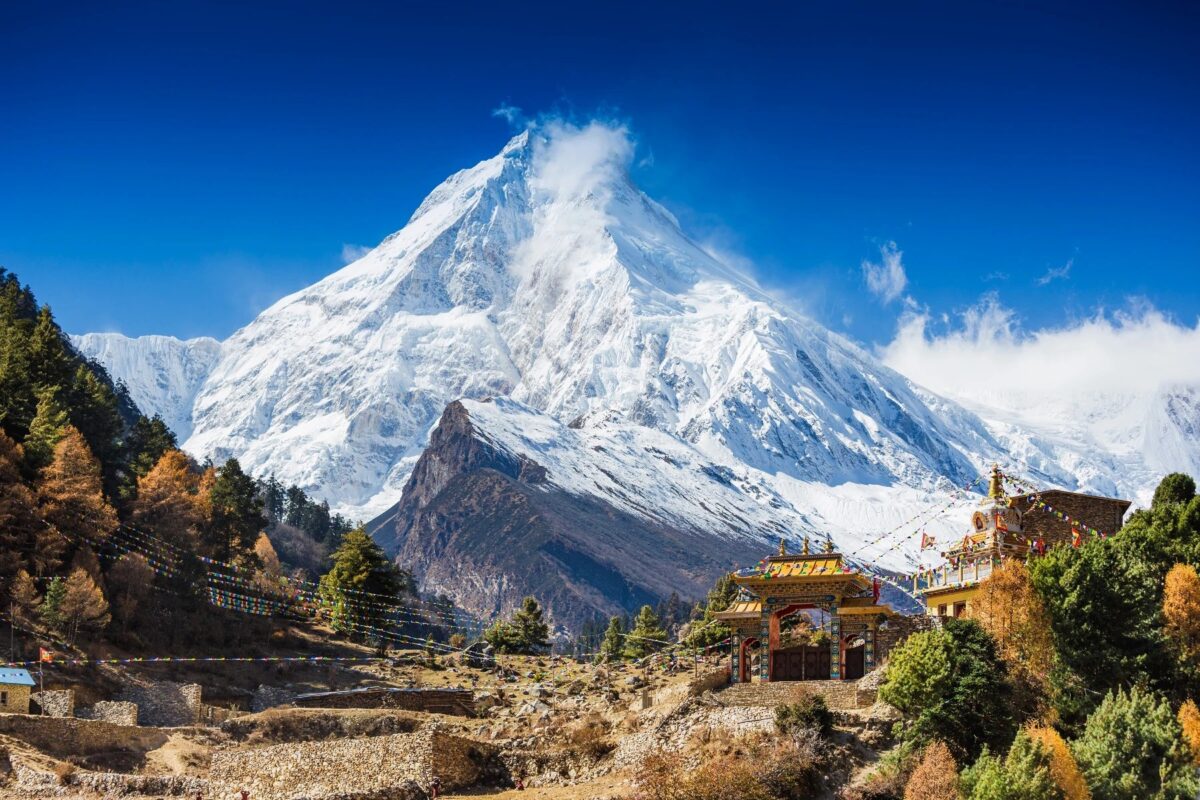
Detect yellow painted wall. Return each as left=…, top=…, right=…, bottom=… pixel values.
left=923, top=587, right=978, bottom=614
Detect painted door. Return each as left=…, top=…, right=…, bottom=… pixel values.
left=844, top=645, right=865, bottom=680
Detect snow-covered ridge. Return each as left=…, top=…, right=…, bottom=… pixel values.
left=77, top=123, right=1200, bottom=570
left=71, top=333, right=222, bottom=440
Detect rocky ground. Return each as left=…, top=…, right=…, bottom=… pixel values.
left=0, top=651, right=900, bottom=800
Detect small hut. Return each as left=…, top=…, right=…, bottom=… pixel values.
left=0, top=668, right=35, bottom=714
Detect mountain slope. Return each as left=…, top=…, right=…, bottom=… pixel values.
left=177, top=126, right=1006, bottom=523
left=71, top=333, right=222, bottom=440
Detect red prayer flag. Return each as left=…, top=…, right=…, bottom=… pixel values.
left=39, top=647, right=52, bottom=663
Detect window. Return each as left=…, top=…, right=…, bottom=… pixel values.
left=937, top=604, right=947, bottom=617
left=1, top=691, right=7, bottom=706
left=954, top=602, right=967, bottom=618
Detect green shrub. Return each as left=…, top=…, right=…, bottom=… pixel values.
left=775, top=694, right=833, bottom=738
left=1071, top=686, right=1198, bottom=800
left=959, top=729, right=1061, bottom=800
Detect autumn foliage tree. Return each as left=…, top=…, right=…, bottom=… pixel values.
left=131, top=449, right=204, bottom=550
left=59, top=567, right=110, bottom=644
left=38, top=427, right=118, bottom=571
left=1163, top=563, right=1200, bottom=664
left=968, top=557, right=1055, bottom=713
left=0, top=432, right=41, bottom=584
left=1178, top=699, right=1200, bottom=766
left=107, top=553, right=154, bottom=632
left=1025, top=725, right=1090, bottom=800
left=903, top=741, right=959, bottom=800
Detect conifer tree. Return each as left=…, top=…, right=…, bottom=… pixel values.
left=318, top=528, right=407, bottom=649
left=38, top=426, right=118, bottom=572
left=39, top=577, right=66, bottom=632
left=60, top=567, right=110, bottom=644
left=624, top=605, right=668, bottom=659
left=207, top=458, right=266, bottom=562
left=10, top=570, right=40, bottom=630
left=1178, top=700, right=1200, bottom=766
left=65, top=365, right=125, bottom=498
left=904, top=740, right=959, bottom=800
left=597, top=617, right=625, bottom=663
left=1072, top=686, right=1198, bottom=800
left=685, top=572, right=738, bottom=649
left=107, top=553, right=154, bottom=632
left=125, top=415, right=178, bottom=479
left=1025, top=726, right=1091, bottom=800
left=131, top=449, right=203, bottom=550
left=1163, top=563, right=1200, bottom=664
left=483, top=596, right=551, bottom=654
left=0, top=432, right=41, bottom=583
left=28, top=307, right=73, bottom=393
left=23, top=386, right=69, bottom=472
left=960, top=730, right=1062, bottom=800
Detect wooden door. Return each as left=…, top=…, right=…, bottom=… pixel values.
left=844, top=645, right=865, bottom=680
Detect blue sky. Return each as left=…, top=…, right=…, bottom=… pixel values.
left=2, top=1, right=1197, bottom=349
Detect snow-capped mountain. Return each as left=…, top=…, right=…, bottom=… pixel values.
left=71, top=333, right=222, bottom=440
left=76, top=124, right=1200, bottom=594
left=177, top=126, right=1001, bottom=520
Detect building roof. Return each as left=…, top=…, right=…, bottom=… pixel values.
left=0, top=668, right=35, bottom=687
left=714, top=600, right=763, bottom=620
left=1011, top=489, right=1132, bottom=514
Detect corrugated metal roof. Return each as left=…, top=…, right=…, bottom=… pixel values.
left=0, top=668, right=35, bottom=687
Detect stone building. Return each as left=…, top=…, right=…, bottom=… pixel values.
left=716, top=540, right=899, bottom=684
left=0, top=668, right=35, bottom=714
left=918, top=466, right=1130, bottom=616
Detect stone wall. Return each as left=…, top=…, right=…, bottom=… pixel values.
left=0, top=714, right=169, bottom=758
left=0, top=685, right=31, bottom=715
left=80, top=701, right=139, bottom=726
left=210, top=729, right=490, bottom=798
left=116, top=680, right=203, bottom=726
left=253, top=684, right=298, bottom=712
left=30, top=689, right=74, bottom=718
left=294, top=687, right=475, bottom=717
left=687, top=668, right=730, bottom=697
left=1012, top=490, right=1130, bottom=547
left=12, top=758, right=206, bottom=797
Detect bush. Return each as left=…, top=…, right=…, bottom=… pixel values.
left=879, top=618, right=1014, bottom=760
left=632, top=735, right=827, bottom=800
left=564, top=713, right=614, bottom=759
left=1025, top=725, right=1090, bottom=800
left=775, top=694, right=833, bottom=738
left=1071, top=686, right=1198, bottom=800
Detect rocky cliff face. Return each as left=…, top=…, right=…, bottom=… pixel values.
left=370, top=399, right=771, bottom=627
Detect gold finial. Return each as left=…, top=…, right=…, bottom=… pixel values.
left=988, top=464, right=1004, bottom=501
left=802, top=537, right=811, bottom=555
left=824, top=537, right=835, bottom=554
left=779, top=537, right=787, bottom=557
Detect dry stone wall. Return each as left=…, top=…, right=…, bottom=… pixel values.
left=294, top=687, right=475, bottom=716
left=80, top=701, right=139, bottom=726
left=210, top=729, right=489, bottom=799
left=0, top=715, right=169, bottom=758
left=30, top=690, right=74, bottom=718
left=116, top=680, right=202, bottom=726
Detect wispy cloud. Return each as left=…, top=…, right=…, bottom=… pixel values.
left=341, top=244, right=371, bottom=264
left=492, top=103, right=527, bottom=128
left=862, top=241, right=908, bottom=304
left=984, top=271, right=1010, bottom=282
left=1036, top=257, right=1073, bottom=286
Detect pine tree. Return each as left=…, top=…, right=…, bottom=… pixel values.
left=39, top=577, right=66, bottom=632
left=207, top=458, right=266, bottom=562
left=597, top=617, right=625, bottom=663
left=27, top=307, right=73, bottom=394
left=65, top=364, right=125, bottom=499
left=624, top=605, right=668, bottom=659
left=1072, top=686, right=1198, bottom=800
left=125, top=415, right=177, bottom=479
left=131, top=449, right=203, bottom=550
left=23, top=386, right=69, bottom=472
left=38, top=426, right=118, bottom=572
left=684, top=572, right=738, bottom=649
left=60, top=567, right=110, bottom=644
left=318, top=528, right=405, bottom=649
left=511, top=596, right=550, bottom=652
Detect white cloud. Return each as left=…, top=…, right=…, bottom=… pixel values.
left=341, top=243, right=371, bottom=264
left=492, top=103, right=526, bottom=128
left=881, top=293, right=1200, bottom=406
left=528, top=119, right=634, bottom=201
left=1036, top=257, right=1073, bottom=286
left=862, top=241, right=908, bottom=304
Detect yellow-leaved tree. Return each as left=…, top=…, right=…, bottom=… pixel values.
left=904, top=740, right=959, bottom=800
left=1179, top=699, right=1200, bottom=766
left=38, top=426, right=118, bottom=573
left=1025, top=724, right=1091, bottom=800
left=967, top=557, right=1056, bottom=713
left=1163, top=563, right=1200, bottom=664
left=131, top=449, right=204, bottom=551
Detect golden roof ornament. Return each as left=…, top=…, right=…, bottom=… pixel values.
left=988, top=464, right=1004, bottom=501
left=824, top=537, right=835, bottom=554
left=802, top=537, right=811, bottom=555
left=778, top=537, right=787, bottom=557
